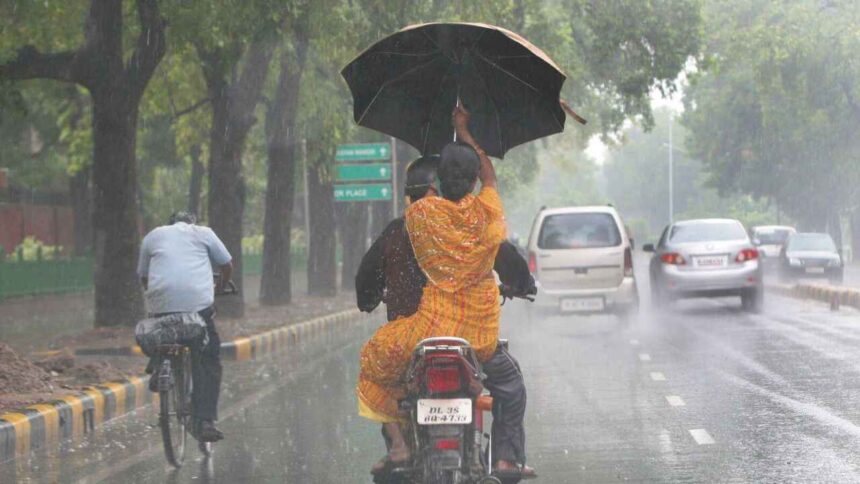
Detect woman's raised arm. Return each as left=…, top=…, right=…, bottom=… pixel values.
left=452, top=105, right=497, bottom=189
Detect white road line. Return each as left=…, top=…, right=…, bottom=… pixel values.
left=638, top=353, right=651, bottom=362
left=666, top=395, right=686, bottom=407
left=650, top=372, right=666, bottom=381
left=689, top=428, right=715, bottom=445
left=719, top=370, right=860, bottom=439
left=629, top=339, right=640, bottom=346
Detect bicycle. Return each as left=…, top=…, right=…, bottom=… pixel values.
left=155, top=279, right=237, bottom=468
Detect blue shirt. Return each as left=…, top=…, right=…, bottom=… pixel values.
left=137, top=223, right=232, bottom=314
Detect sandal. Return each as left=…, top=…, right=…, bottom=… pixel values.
left=370, top=455, right=409, bottom=475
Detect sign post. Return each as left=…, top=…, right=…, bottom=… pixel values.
left=333, top=183, right=393, bottom=202
left=333, top=143, right=395, bottom=222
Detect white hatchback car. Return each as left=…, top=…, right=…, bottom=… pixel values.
left=526, top=205, right=639, bottom=318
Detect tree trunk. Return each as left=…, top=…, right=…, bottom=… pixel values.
left=260, top=40, right=309, bottom=306
left=0, top=0, right=166, bottom=327
left=205, top=84, right=245, bottom=317
left=91, top=93, right=146, bottom=326
left=307, top=160, right=336, bottom=296
left=187, top=144, right=204, bottom=216
left=70, top=166, right=92, bottom=256
left=337, top=203, right=369, bottom=291
left=200, top=40, right=275, bottom=317
left=851, top=210, right=860, bottom=261
left=829, top=210, right=843, bottom=255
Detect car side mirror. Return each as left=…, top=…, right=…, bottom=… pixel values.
left=642, top=243, right=655, bottom=253
left=752, top=238, right=761, bottom=246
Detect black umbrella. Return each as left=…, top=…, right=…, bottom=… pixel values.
left=342, top=22, right=577, bottom=158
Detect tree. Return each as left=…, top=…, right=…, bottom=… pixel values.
left=0, top=0, right=166, bottom=326
left=260, top=11, right=311, bottom=305
left=683, top=0, right=860, bottom=239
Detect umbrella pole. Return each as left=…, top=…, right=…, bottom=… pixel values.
left=453, top=92, right=460, bottom=142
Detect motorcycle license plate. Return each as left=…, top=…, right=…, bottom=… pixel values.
left=416, top=398, right=472, bottom=425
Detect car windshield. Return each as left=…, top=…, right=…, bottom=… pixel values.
left=787, top=234, right=836, bottom=252
left=755, top=229, right=792, bottom=245
left=669, top=221, right=747, bottom=243
left=538, top=213, right=621, bottom=249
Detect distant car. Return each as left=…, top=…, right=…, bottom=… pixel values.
left=526, top=205, right=638, bottom=320
left=779, top=232, right=843, bottom=284
left=645, top=218, right=764, bottom=312
left=751, top=225, right=796, bottom=267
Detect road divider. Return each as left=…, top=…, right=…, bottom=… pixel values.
left=0, top=308, right=374, bottom=462
left=768, top=282, right=860, bottom=310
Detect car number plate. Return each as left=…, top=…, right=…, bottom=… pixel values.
left=417, top=398, right=472, bottom=425
left=805, top=267, right=825, bottom=274
left=693, top=255, right=728, bottom=268
left=560, top=297, right=605, bottom=312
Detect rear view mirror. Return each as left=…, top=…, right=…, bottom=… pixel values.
left=752, top=238, right=761, bottom=246
left=642, top=243, right=655, bottom=253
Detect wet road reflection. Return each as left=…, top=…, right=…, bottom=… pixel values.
left=8, top=284, right=860, bottom=482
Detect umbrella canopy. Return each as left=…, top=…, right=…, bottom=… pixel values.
left=341, top=22, right=568, bottom=158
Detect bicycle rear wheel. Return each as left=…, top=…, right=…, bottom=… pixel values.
left=159, top=356, right=189, bottom=467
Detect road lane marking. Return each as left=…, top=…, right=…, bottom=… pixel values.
left=630, top=339, right=640, bottom=345
left=689, top=429, right=715, bottom=445
left=650, top=372, right=666, bottom=381
left=666, top=395, right=686, bottom=407
left=638, top=353, right=651, bottom=362
left=719, top=371, right=860, bottom=439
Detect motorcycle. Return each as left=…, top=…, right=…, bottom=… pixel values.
left=376, top=285, right=534, bottom=484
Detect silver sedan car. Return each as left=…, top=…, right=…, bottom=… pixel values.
left=644, top=218, right=764, bottom=311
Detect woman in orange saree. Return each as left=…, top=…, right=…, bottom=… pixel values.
left=357, top=106, right=504, bottom=471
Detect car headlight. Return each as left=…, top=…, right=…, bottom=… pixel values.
left=788, top=258, right=801, bottom=267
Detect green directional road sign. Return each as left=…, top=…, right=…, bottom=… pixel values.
left=333, top=183, right=393, bottom=202
left=335, top=143, right=391, bottom=161
left=336, top=163, right=392, bottom=182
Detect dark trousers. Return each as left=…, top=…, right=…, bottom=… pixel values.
left=192, top=306, right=222, bottom=421
left=482, top=345, right=527, bottom=465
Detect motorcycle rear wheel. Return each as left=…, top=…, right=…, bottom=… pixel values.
left=425, top=470, right=454, bottom=484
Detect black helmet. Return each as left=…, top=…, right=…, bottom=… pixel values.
left=404, top=155, right=440, bottom=202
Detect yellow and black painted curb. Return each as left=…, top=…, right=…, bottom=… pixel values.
left=74, top=309, right=368, bottom=360
left=0, top=308, right=372, bottom=461
left=769, top=282, right=860, bottom=309
left=0, top=376, right=149, bottom=461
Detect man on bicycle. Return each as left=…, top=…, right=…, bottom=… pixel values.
left=138, top=211, right=232, bottom=442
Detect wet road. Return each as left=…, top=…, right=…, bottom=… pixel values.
left=7, top=281, right=860, bottom=482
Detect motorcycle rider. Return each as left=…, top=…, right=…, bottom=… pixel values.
left=355, top=106, right=536, bottom=478
left=137, top=211, right=232, bottom=442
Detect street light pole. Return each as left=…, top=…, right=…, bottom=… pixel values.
left=668, top=114, right=674, bottom=224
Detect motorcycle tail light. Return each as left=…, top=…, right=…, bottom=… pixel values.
left=735, top=248, right=759, bottom=263
left=434, top=438, right=460, bottom=450
left=426, top=365, right=462, bottom=393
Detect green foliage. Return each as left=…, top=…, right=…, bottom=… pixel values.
left=7, top=236, right=62, bottom=261
left=604, top=107, right=776, bottom=240
left=0, top=0, right=703, bottom=244
left=683, top=0, right=860, bottom=230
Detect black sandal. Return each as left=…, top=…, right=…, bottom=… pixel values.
left=370, top=455, right=410, bottom=476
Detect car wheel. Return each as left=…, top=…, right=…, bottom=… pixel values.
left=741, top=287, right=763, bottom=313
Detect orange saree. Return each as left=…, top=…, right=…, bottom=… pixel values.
left=356, top=186, right=506, bottom=423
